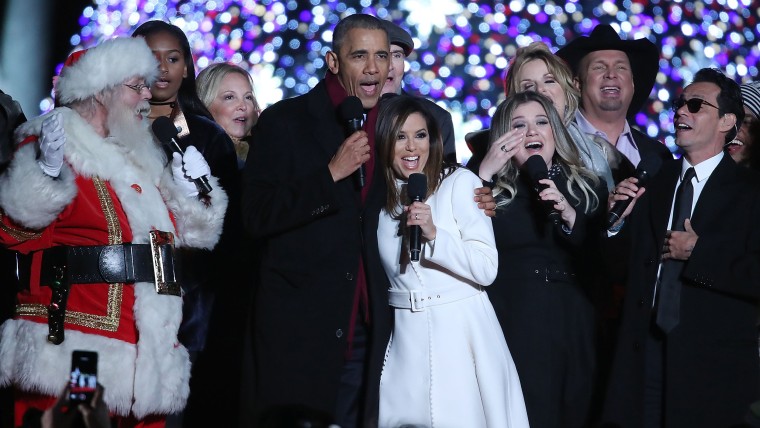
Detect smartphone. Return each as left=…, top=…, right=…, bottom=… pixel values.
left=69, top=350, right=98, bottom=405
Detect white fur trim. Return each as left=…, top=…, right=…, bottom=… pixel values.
left=0, top=143, right=77, bottom=230
left=131, top=282, right=190, bottom=418
left=55, top=38, right=158, bottom=105
left=0, top=319, right=136, bottom=416
left=160, top=172, right=228, bottom=249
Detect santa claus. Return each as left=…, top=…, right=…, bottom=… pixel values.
left=0, top=36, right=227, bottom=427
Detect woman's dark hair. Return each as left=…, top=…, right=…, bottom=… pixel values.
left=132, top=20, right=213, bottom=120
left=376, top=95, right=446, bottom=215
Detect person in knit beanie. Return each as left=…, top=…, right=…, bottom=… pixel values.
left=726, top=81, right=760, bottom=165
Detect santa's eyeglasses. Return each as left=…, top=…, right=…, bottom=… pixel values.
left=672, top=96, right=720, bottom=114
left=123, top=83, right=150, bottom=93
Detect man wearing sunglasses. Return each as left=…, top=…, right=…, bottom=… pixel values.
left=603, top=68, right=760, bottom=427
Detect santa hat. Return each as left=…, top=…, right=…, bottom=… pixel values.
left=55, top=37, right=158, bottom=105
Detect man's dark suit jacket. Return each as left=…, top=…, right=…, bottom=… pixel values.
left=631, top=128, right=673, bottom=165
left=242, top=80, right=387, bottom=419
left=602, top=154, right=760, bottom=427
left=609, top=127, right=672, bottom=184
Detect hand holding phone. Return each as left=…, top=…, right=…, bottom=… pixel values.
left=69, top=350, right=98, bottom=406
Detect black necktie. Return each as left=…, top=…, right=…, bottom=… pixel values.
left=656, top=167, right=696, bottom=333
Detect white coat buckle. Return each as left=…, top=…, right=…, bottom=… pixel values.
left=410, top=290, right=425, bottom=312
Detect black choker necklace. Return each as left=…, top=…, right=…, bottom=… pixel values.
left=149, top=101, right=176, bottom=108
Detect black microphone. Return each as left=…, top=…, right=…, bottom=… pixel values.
left=523, top=155, right=561, bottom=225
left=152, top=116, right=213, bottom=196
left=606, top=155, right=663, bottom=228
left=407, top=173, right=427, bottom=262
left=338, top=96, right=366, bottom=188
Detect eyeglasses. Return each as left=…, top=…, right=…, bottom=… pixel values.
left=672, top=96, right=720, bottom=114
left=123, top=83, right=150, bottom=93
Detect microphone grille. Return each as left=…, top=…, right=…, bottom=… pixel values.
left=523, top=154, right=549, bottom=182
left=151, top=116, right=179, bottom=142
left=338, top=96, right=364, bottom=122
left=407, top=173, right=427, bottom=200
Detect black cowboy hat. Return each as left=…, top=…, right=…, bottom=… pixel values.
left=556, top=24, right=660, bottom=118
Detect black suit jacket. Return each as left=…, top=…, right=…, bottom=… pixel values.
left=602, top=154, right=760, bottom=427
left=242, top=80, right=387, bottom=418
left=606, top=127, right=672, bottom=184
left=632, top=127, right=672, bottom=165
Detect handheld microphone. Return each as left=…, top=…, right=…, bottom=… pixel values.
left=152, top=116, right=213, bottom=196
left=607, top=155, right=663, bottom=228
left=407, top=173, right=427, bottom=262
left=523, top=155, right=561, bottom=225
left=338, top=96, right=366, bottom=188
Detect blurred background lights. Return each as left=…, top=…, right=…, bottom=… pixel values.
left=45, top=0, right=760, bottom=162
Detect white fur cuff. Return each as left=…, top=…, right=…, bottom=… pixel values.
left=0, top=144, right=77, bottom=230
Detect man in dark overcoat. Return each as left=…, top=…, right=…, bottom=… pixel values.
left=603, top=68, right=760, bottom=427
left=242, top=13, right=390, bottom=427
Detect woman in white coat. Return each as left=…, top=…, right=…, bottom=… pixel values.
left=374, top=95, right=529, bottom=427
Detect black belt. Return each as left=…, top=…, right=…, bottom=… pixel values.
left=33, top=244, right=176, bottom=286
left=503, top=264, right=577, bottom=283
left=17, top=232, right=178, bottom=345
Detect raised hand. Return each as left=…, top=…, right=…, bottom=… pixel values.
left=38, top=112, right=66, bottom=177
left=478, top=128, right=524, bottom=181
left=172, top=145, right=211, bottom=197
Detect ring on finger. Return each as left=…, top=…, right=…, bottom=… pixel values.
left=558, top=196, right=565, bottom=203
left=500, top=145, right=507, bottom=152
left=415, top=213, right=419, bottom=220
left=612, top=189, right=618, bottom=195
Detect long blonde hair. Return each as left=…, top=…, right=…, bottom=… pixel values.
left=504, top=42, right=580, bottom=125
left=489, top=91, right=599, bottom=213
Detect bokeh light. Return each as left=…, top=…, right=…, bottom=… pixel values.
left=51, top=0, right=760, bottom=161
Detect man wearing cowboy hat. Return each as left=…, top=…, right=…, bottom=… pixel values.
left=378, top=19, right=457, bottom=163
left=0, top=36, right=227, bottom=425
left=557, top=24, right=672, bottom=184
left=558, top=27, right=675, bottom=407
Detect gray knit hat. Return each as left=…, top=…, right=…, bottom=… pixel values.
left=741, top=82, right=760, bottom=119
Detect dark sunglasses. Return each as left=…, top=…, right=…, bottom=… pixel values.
left=672, top=96, right=720, bottom=113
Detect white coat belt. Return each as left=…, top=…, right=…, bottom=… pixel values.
left=388, top=285, right=484, bottom=312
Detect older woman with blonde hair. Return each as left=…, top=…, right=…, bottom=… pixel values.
left=197, top=63, right=260, bottom=165
left=478, top=42, right=614, bottom=191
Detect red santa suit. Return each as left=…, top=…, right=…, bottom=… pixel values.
left=0, top=37, right=227, bottom=424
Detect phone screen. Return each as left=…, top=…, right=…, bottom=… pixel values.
left=69, top=350, right=98, bottom=405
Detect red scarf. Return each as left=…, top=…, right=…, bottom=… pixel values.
left=324, top=72, right=380, bottom=357
left=325, top=72, right=379, bottom=203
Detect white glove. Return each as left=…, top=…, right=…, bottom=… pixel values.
left=171, top=145, right=211, bottom=197
left=38, top=112, right=66, bottom=177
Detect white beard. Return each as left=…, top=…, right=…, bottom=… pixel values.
left=105, top=100, right=166, bottom=181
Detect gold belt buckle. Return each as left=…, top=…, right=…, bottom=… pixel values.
left=149, top=230, right=180, bottom=296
